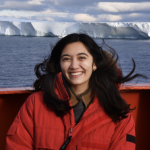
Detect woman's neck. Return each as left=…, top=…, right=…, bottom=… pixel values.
left=70, top=84, right=89, bottom=96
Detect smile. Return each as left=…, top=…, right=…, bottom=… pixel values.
left=70, top=72, right=83, bottom=76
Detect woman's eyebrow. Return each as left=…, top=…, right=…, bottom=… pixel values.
left=77, top=53, right=88, bottom=56
left=61, top=53, right=88, bottom=58
left=61, top=54, right=70, bottom=58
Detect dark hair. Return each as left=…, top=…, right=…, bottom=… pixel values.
left=33, top=33, right=146, bottom=122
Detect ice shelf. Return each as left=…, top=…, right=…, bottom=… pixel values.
left=0, top=19, right=150, bottom=39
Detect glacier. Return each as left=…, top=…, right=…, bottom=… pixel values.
left=0, top=18, right=150, bottom=39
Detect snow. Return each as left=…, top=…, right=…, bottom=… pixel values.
left=0, top=18, right=150, bottom=39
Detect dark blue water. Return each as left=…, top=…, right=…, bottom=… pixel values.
left=0, top=36, right=149, bottom=88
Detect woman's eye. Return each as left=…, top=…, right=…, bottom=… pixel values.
left=79, top=56, right=86, bottom=60
left=62, top=57, right=70, bottom=61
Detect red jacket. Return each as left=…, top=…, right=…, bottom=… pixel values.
left=6, top=72, right=135, bottom=150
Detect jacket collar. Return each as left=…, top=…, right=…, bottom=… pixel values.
left=54, top=72, right=70, bottom=101
left=69, top=87, right=93, bottom=108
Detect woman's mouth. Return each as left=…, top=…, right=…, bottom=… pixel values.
left=70, top=72, right=83, bottom=76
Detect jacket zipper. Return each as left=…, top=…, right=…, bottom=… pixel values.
left=61, top=109, right=100, bottom=150
left=64, top=96, right=105, bottom=149
left=60, top=128, right=73, bottom=150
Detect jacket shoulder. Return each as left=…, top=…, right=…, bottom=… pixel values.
left=115, top=113, right=135, bottom=130
left=25, top=91, right=44, bottom=105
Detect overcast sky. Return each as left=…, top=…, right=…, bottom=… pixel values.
left=0, top=0, right=150, bottom=22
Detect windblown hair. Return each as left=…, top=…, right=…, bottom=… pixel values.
left=34, top=33, right=146, bottom=122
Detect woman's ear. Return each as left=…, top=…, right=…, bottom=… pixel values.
left=93, top=63, right=97, bottom=71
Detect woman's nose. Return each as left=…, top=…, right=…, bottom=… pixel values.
left=70, top=59, right=79, bottom=69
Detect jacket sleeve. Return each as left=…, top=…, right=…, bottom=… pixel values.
left=109, top=113, right=136, bottom=150
left=5, top=94, right=35, bottom=150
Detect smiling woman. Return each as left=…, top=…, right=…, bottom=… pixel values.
left=5, top=33, right=146, bottom=150
left=60, top=42, right=96, bottom=95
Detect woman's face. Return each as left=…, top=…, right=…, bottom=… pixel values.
left=60, top=42, right=96, bottom=89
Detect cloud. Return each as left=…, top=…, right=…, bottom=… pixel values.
left=32, top=16, right=54, bottom=21
left=0, top=10, right=43, bottom=17
left=122, top=13, right=150, bottom=22
left=97, top=14, right=122, bottom=22
left=74, top=14, right=96, bottom=22
left=0, top=9, right=70, bottom=21
left=97, top=2, right=150, bottom=12
left=43, top=0, right=100, bottom=7
left=0, top=1, right=49, bottom=11
left=27, top=0, right=45, bottom=5
left=0, top=0, right=150, bottom=22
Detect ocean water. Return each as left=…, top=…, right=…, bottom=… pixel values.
left=0, top=35, right=149, bottom=88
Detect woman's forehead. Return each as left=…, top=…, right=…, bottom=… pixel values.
left=61, top=42, right=90, bottom=56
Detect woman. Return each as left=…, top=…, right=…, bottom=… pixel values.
left=6, top=33, right=144, bottom=150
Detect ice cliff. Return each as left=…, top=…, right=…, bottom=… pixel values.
left=0, top=19, right=150, bottom=39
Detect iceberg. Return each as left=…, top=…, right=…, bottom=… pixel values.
left=0, top=18, right=150, bottom=39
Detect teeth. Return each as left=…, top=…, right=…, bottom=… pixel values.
left=70, top=72, right=82, bottom=75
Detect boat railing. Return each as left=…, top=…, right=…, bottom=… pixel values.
left=0, top=83, right=150, bottom=150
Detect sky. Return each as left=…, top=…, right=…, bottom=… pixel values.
left=0, top=0, right=150, bottom=22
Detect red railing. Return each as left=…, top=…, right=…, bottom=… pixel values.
left=0, top=84, right=150, bottom=150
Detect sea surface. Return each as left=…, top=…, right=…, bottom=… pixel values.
left=0, top=35, right=149, bottom=88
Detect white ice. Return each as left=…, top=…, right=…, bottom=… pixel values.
left=0, top=18, right=150, bottom=39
